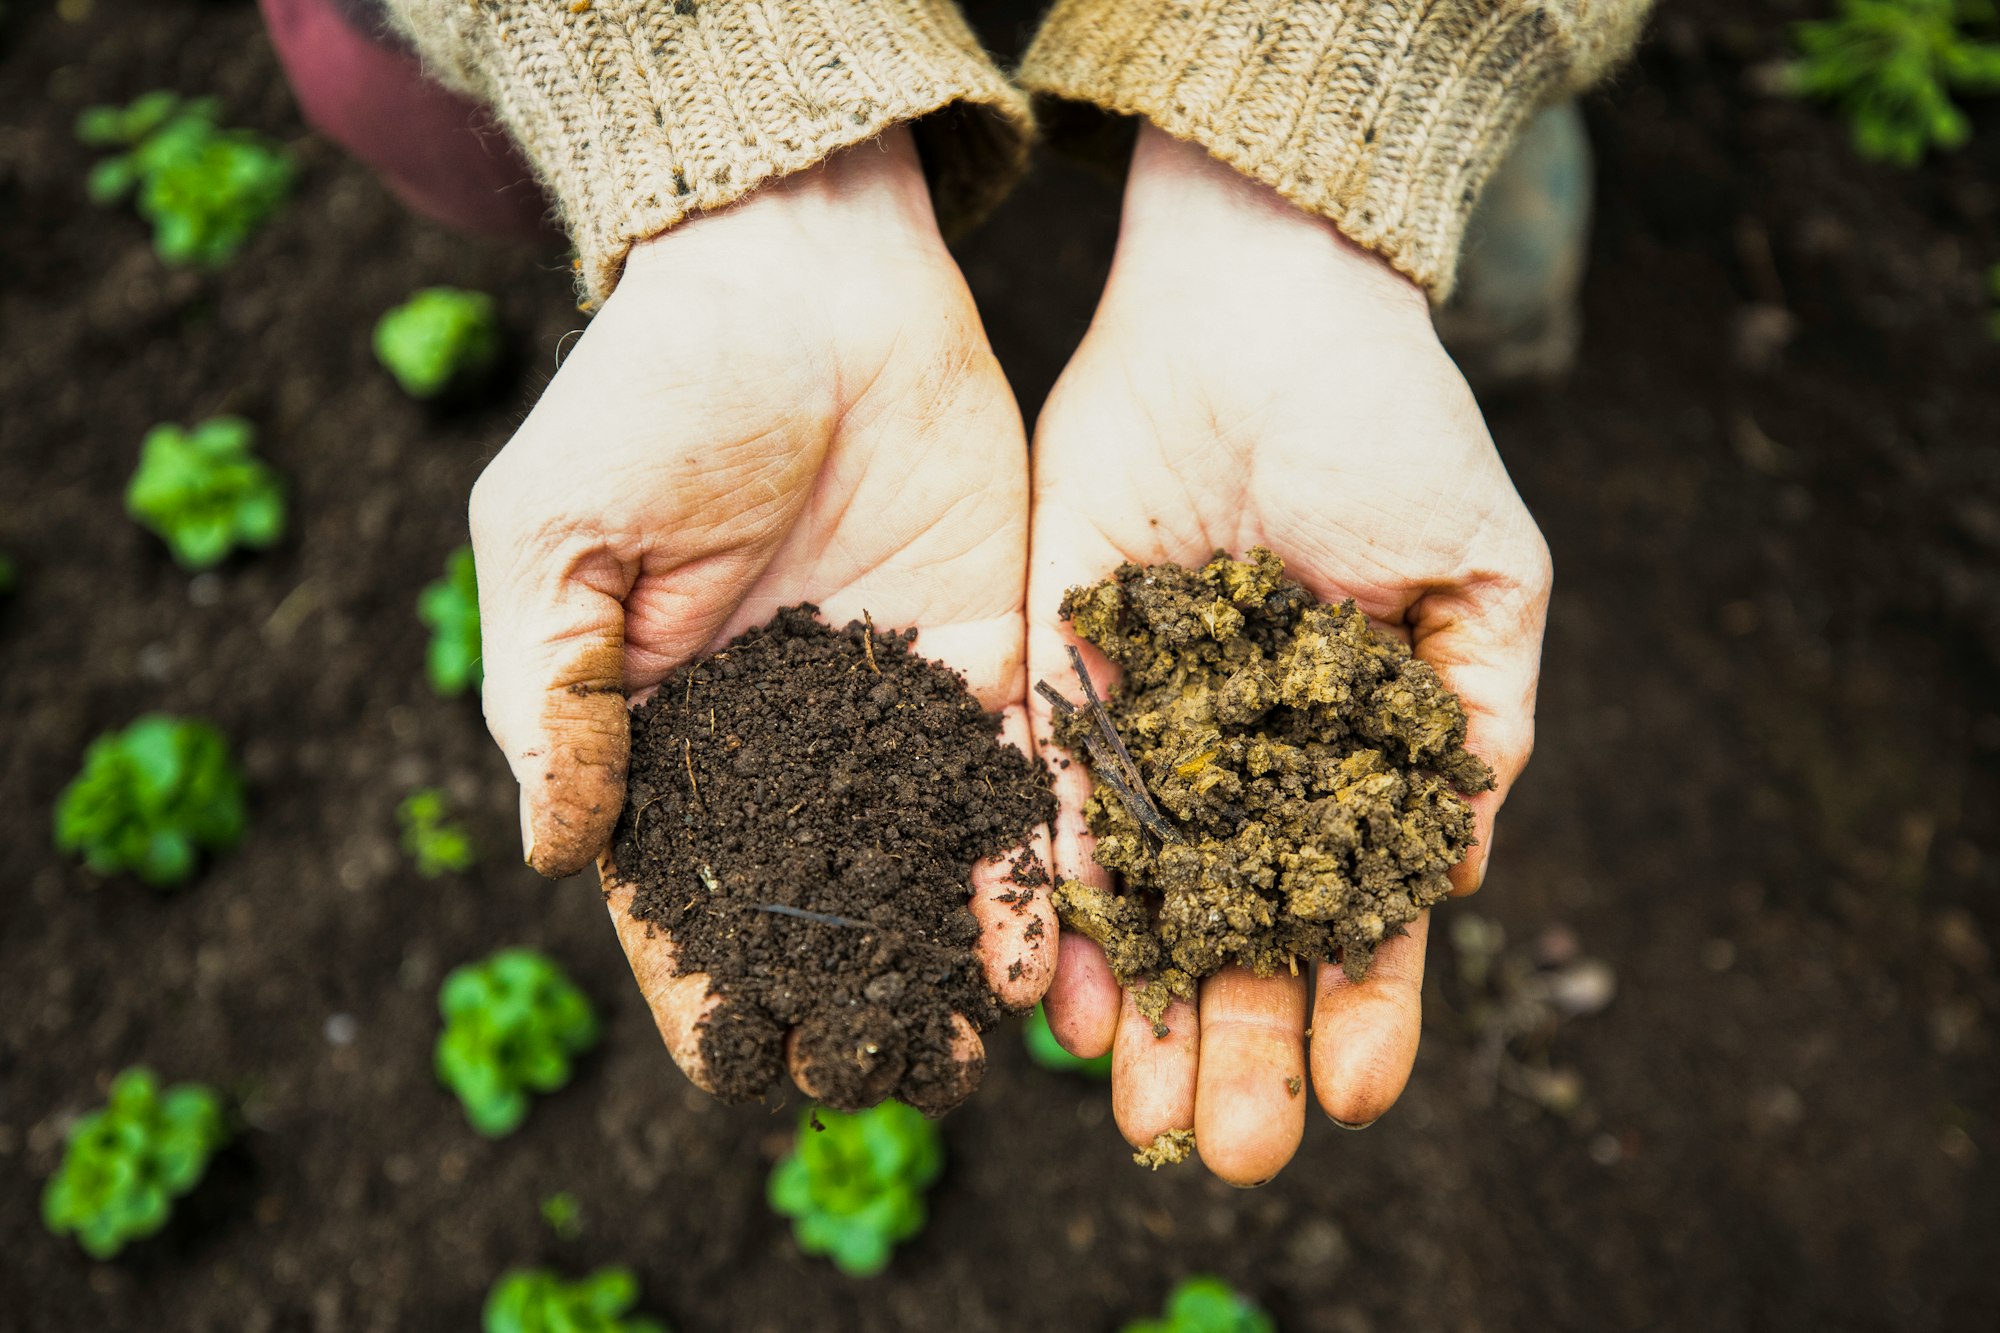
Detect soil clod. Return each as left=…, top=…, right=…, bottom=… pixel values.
left=1045, top=549, right=1493, bottom=1025
left=1133, top=1129, right=1196, bottom=1170
left=610, top=606, right=1054, bottom=1113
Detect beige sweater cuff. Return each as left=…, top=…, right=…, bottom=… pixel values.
left=1020, top=1, right=1648, bottom=298
left=388, top=0, right=1031, bottom=305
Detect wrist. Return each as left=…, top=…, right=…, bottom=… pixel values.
left=1114, top=125, right=1428, bottom=321
left=622, top=128, right=944, bottom=292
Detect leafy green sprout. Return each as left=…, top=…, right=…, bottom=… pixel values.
left=1787, top=0, right=2000, bottom=166
left=436, top=949, right=599, bottom=1137
left=1024, top=1002, right=1111, bottom=1078
left=483, top=1267, right=666, bottom=1333
left=77, top=91, right=294, bottom=266
left=54, top=714, right=246, bottom=887
left=42, top=1067, right=230, bottom=1259
left=125, top=416, right=285, bottom=570
left=767, top=1101, right=942, bottom=1277
left=398, top=787, right=475, bottom=876
left=374, top=287, right=503, bottom=398
left=420, top=545, right=483, bottom=697
left=540, top=1191, right=583, bottom=1241
left=1121, top=1277, right=1277, bottom=1333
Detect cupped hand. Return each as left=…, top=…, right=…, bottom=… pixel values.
left=1030, top=126, right=1552, bottom=1183
left=469, top=129, right=1052, bottom=1109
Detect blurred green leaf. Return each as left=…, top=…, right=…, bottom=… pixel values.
left=41, top=1067, right=229, bottom=1258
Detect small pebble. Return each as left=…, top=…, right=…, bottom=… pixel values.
left=188, top=573, right=223, bottom=607
left=1588, top=1132, right=1623, bottom=1166
left=324, top=1013, right=358, bottom=1046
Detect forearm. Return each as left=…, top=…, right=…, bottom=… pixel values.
left=384, top=0, right=1029, bottom=304
left=1021, top=0, right=1653, bottom=298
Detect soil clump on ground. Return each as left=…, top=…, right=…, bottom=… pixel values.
left=1049, top=549, right=1493, bottom=1025
left=610, top=606, right=1053, bottom=1114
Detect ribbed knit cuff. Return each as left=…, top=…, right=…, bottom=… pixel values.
left=391, top=0, right=1031, bottom=305
left=1019, top=1, right=1573, bottom=298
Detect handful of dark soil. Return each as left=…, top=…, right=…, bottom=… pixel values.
left=609, top=607, right=1053, bottom=1114
left=1047, top=549, right=1493, bottom=1027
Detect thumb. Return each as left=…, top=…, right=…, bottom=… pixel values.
left=1408, top=537, right=1552, bottom=895
left=474, top=534, right=634, bottom=879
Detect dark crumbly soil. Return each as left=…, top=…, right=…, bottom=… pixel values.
left=609, top=607, right=1053, bottom=1114
left=1051, top=549, right=1491, bottom=1023
left=4, top=2, right=1999, bottom=1330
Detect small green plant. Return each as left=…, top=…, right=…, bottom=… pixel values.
left=436, top=949, right=599, bottom=1137
left=420, top=545, right=483, bottom=696
left=1122, top=1278, right=1276, bottom=1333
left=540, top=1191, right=583, bottom=1241
left=78, top=91, right=294, bottom=266
left=55, top=714, right=246, bottom=887
left=399, top=787, right=475, bottom=876
left=1024, top=1002, right=1111, bottom=1077
left=126, top=416, right=285, bottom=570
left=41, top=1067, right=229, bottom=1259
left=483, top=1267, right=666, bottom=1333
left=1787, top=0, right=2000, bottom=166
left=375, top=287, right=503, bottom=398
left=767, top=1101, right=942, bottom=1277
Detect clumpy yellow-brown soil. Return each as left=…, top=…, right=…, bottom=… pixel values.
left=1047, top=549, right=1493, bottom=1028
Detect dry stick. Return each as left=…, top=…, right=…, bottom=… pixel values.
left=861, top=610, right=881, bottom=675
left=1037, top=650, right=1182, bottom=845
left=683, top=737, right=700, bottom=804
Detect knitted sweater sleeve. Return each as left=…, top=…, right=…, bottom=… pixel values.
left=1018, top=1, right=1653, bottom=298
left=383, top=0, right=1032, bottom=305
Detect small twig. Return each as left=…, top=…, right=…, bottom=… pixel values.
left=683, top=738, right=700, bottom=804
left=861, top=610, right=881, bottom=675
left=754, top=903, right=872, bottom=929
left=1039, top=650, right=1181, bottom=845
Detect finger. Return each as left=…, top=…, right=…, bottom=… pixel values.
left=967, top=708, right=1059, bottom=1011
left=1193, top=966, right=1310, bottom=1186
left=1112, top=989, right=1198, bottom=1150
left=1027, top=622, right=1125, bottom=1058
left=1407, top=533, right=1551, bottom=894
left=600, top=861, right=725, bottom=1094
left=466, top=492, right=635, bottom=878
left=1310, top=911, right=1429, bottom=1128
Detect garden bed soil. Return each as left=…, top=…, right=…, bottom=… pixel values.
left=2, top=2, right=1997, bottom=1330
left=610, top=607, right=1053, bottom=1114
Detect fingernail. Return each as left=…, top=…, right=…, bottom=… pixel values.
left=1228, top=1176, right=1276, bottom=1190
left=519, top=789, right=536, bottom=866
left=1331, top=1115, right=1377, bottom=1131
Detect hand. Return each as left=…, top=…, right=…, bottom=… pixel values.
left=469, top=129, right=1052, bottom=1109
left=1030, top=126, right=1551, bottom=1183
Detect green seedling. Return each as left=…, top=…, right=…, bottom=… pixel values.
left=1024, top=1002, right=1111, bottom=1078
left=420, top=545, right=482, bottom=697
left=126, top=416, right=285, bottom=570
left=436, top=949, right=599, bottom=1137
left=540, top=1191, right=583, bottom=1241
left=375, top=287, right=503, bottom=398
left=42, top=1067, right=229, bottom=1259
left=483, top=1266, right=666, bottom=1333
left=767, top=1101, right=942, bottom=1277
left=78, top=91, right=294, bottom=266
left=55, top=714, right=246, bottom=887
left=1122, top=1277, right=1276, bottom=1333
left=399, top=787, right=475, bottom=876
left=1787, top=0, right=2000, bottom=166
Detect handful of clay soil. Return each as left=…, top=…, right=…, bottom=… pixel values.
left=609, top=606, right=1053, bottom=1114
left=1046, top=549, right=1493, bottom=1026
